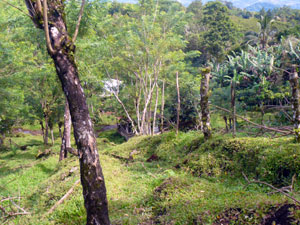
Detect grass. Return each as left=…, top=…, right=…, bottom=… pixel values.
left=1, top=127, right=300, bottom=224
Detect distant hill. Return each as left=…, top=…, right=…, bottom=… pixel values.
left=245, top=2, right=278, bottom=12
left=115, top=0, right=300, bottom=10
left=198, top=0, right=300, bottom=10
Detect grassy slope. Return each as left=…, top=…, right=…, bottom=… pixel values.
left=1, top=129, right=300, bottom=224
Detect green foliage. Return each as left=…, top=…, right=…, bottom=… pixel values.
left=201, top=1, right=240, bottom=62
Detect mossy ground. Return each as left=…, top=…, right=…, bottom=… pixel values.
left=1, top=125, right=300, bottom=224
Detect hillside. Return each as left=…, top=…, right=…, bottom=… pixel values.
left=1, top=128, right=300, bottom=224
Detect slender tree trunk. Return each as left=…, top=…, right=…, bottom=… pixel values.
left=44, top=114, right=49, bottom=145
left=152, top=83, right=159, bottom=135
left=176, top=72, right=180, bottom=135
left=49, top=121, right=54, bottom=146
left=59, top=100, right=72, bottom=161
left=200, top=68, right=212, bottom=140
left=161, top=80, right=165, bottom=133
left=289, top=68, right=300, bottom=142
left=231, top=80, right=236, bottom=137
left=224, top=116, right=229, bottom=133
left=40, top=121, right=45, bottom=142
left=58, top=121, right=63, bottom=138
left=24, top=1, right=110, bottom=224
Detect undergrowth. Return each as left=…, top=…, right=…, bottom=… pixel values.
left=1, top=129, right=299, bottom=224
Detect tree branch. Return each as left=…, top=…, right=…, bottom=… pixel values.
left=47, top=179, right=80, bottom=215
left=242, top=172, right=300, bottom=205
left=41, top=0, right=56, bottom=55
left=1, top=0, right=32, bottom=18
left=36, top=0, right=42, bottom=13
left=211, top=104, right=291, bottom=134
left=72, top=0, right=86, bottom=43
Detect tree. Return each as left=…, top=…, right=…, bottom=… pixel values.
left=201, top=1, right=239, bottom=62
left=200, top=67, right=211, bottom=140
left=94, top=0, right=188, bottom=135
left=22, top=0, right=110, bottom=224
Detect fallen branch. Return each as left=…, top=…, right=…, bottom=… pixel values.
left=47, top=179, right=80, bottom=215
left=211, top=104, right=291, bottom=134
left=242, top=172, right=300, bottom=205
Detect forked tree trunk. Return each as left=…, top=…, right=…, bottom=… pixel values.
left=231, top=80, right=236, bottom=137
left=24, top=1, right=110, bottom=224
left=200, top=68, right=212, bottom=140
left=59, top=100, right=72, bottom=161
left=289, top=68, right=300, bottom=143
left=176, top=71, right=180, bottom=135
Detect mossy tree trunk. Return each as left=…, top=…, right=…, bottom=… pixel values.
left=24, top=1, right=110, bottom=224
left=59, top=99, right=71, bottom=161
left=200, top=68, right=212, bottom=140
left=289, top=68, right=300, bottom=143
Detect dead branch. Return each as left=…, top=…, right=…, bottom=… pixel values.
left=242, top=172, right=300, bottom=205
left=47, top=179, right=80, bottom=215
left=211, top=104, right=291, bottom=134
left=72, top=0, right=86, bottom=43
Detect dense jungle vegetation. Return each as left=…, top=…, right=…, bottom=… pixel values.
left=1, top=0, right=300, bottom=224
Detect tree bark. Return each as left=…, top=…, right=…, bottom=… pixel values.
left=59, top=99, right=72, bottom=161
left=200, top=68, right=212, bottom=140
left=24, top=1, right=110, bottom=224
left=231, top=80, right=236, bottom=137
left=176, top=71, right=180, bottom=135
left=289, top=68, right=300, bottom=142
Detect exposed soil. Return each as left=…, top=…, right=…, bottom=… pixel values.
left=213, top=203, right=300, bottom=225
left=262, top=204, right=299, bottom=225
left=146, top=154, right=159, bottom=162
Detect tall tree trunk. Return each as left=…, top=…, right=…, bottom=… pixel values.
left=200, top=68, right=212, bottom=140
left=24, top=1, right=110, bottom=224
left=176, top=72, right=180, bottom=135
left=59, top=100, right=72, bottom=161
left=161, top=80, right=165, bottom=133
left=289, top=68, right=300, bottom=142
left=231, top=80, right=236, bottom=137
left=152, top=83, right=159, bottom=135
